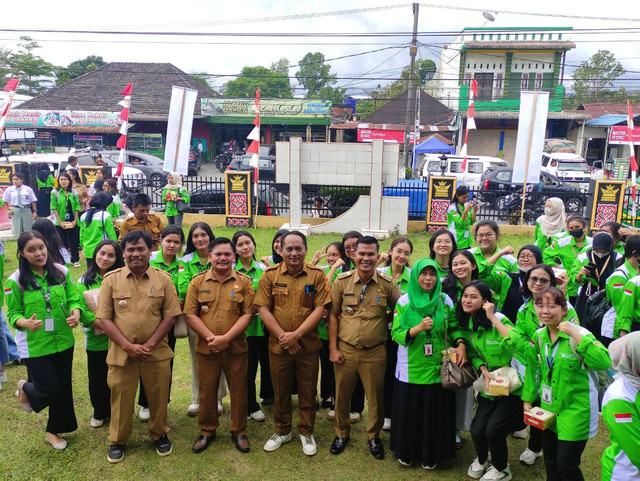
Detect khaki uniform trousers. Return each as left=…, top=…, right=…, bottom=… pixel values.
left=269, top=349, right=319, bottom=436
left=107, top=358, right=171, bottom=444
left=334, top=341, right=386, bottom=440
left=197, top=350, right=248, bottom=436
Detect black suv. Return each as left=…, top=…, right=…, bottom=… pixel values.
left=479, top=167, right=587, bottom=213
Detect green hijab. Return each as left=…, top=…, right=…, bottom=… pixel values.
left=401, top=257, right=444, bottom=333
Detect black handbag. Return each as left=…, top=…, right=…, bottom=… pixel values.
left=176, top=199, right=191, bottom=213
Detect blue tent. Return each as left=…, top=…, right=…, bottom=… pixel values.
left=412, top=135, right=455, bottom=170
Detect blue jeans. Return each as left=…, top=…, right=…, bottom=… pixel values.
left=2, top=312, right=19, bottom=362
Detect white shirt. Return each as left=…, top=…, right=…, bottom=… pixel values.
left=65, top=164, right=78, bottom=172
left=2, top=185, right=37, bottom=206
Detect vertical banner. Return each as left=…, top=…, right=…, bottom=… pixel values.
left=512, top=91, right=550, bottom=185
left=164, top=86, right=198, bottom=176
left=225, top=171, right=253, bottom=227
left=426, top=176, right=457, bottom=231
left=78, top=166, right=102, bottom=187
left=588, top=180, right=626, bottom=230
left=0, top=164, right=16, bottom=186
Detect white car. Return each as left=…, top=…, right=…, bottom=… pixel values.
left=540, top=153, right=599, bottom=192
left=419, top=154, right=508, bottom=188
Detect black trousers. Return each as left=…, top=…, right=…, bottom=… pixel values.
left=56, top=225, right=80, bottom=263
left=383, top=335, right=397, bottom=418
left=542, top=430, right=587, bottom=481
left=138, top=329, right=176, bottom=408
left=23, top=347, right=78, bottom=435
left=247, top=335, right=273, bottom=413
left=87, top=349, right=110, bottom=420
left=516, top=399, right=543, bottom=452
left=471, top=394, right=522, bottom=471
left=319, top=339, right=335, bottom=407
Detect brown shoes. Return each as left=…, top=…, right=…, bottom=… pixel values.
left=232, top=435, right=250, bottom=453
left=192, top=433, right=216, bottom=453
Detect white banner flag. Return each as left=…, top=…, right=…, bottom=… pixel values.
left=164, top=86, right=198, bottom=175
left=512, top=90, right=550, bottom=185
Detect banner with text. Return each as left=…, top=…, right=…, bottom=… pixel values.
left=202, top=98, right=331, bottom=119
left=609, top=125, right=640, bottom=145
left=5, top=110, right=121, bottom=128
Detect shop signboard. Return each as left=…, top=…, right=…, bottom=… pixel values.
left=225, top=171, right=253, bottom=227
left=202, top=98, right=331, bottom=119
left=5, top=110, right=121, bottom=128
left=357, top=128, right=417, bottom=144
left=609, top=125, right=640, bottom=145
left=426, top=176, right=457, bottom=231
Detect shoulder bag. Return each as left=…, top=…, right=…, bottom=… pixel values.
left=441, top=322, right=478, bottom=390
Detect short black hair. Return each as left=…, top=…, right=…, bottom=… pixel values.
left=132, top=193, right=151, bottom=207
left=475, top=220, right=499, bottom=237
left=11, top=172, right=23, bottom=180
left=625, top=235, right=640, bottom=258
left=281, top=231, right=307, bottom=248
left=161, top=225, right=185, bottom=243
left=355, top=235, right=379, bottom=252
left=68, top=155, right=77, bottom=163
left=121, top=230, right=152, bottom=249
left=209, top=237, right=235, bottom=252
left=566, top=213, right=586, bottom=227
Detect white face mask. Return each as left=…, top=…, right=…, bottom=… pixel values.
left=593, top=250, right=608, bottom=259
left=544, top=207, right=553, bottom=216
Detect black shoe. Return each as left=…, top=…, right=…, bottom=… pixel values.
left=192, top=433, right=216, bottom=453
left=261, top=398, right=274, bottom=406
left=330, top=436, right=350, bottom=455
left=154, top=434, right=172, bottom=456
left=107, top=444, right=125, bottom=463
left=368, top=437, right=385, bottom=460
left=232, top=435, right=250, bottom=453
left=321, top=399, right=333, bottom=409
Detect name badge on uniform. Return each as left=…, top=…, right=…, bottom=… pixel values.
left=44, top=318, right=55, bottom=332
left=424, top=343, right=433, bottom=357
left=542, top=385, right=552, bottom=404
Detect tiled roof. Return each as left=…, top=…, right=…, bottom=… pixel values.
left=18, top=62, right=218, bottom=118
left=361, top=89, right=455, bottom=126
left=577, top=102, right=640, bottom=117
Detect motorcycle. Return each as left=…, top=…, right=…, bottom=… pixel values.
left=500, top=191, right=544, bottom=225
left=215, top=151, right=233, bottom=173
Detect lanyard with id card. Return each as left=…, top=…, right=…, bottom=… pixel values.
left=542, top=343, right=560, bottom=404
left=424, top=333, right=433, bottom=357
left=34, top=280, right=55, bottom=332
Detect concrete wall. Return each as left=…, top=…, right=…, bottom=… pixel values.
left=467, top=129, right=518, bottom=164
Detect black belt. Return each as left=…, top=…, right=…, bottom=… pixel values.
left=338, top=339, right=385, bottom=351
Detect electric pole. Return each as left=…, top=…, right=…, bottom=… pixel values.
left=402, top=2, right=419, bottom=175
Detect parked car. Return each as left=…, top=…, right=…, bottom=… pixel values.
left=189, top=181, right=273, bottom=215
left=77, top=150, right=168, bottom=187
left=479, top=166, right=586, bottom=213
left=419, top=154, right=508, bottom=189
left=228, top=145, right=276, bottom=181
left=540, top=152, right=597, bottom=192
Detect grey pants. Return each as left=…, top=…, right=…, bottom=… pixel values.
left=11, top=206, right=33, bottom=237
left=167, top=213, right=183, bottom=228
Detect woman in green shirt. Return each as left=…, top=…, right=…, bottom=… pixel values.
left=162, top=172, right=190, bottom=228
left=9, top=231, right=83, bottom=450
left=232, top=230, right=272, bottom=421
left=178, top=222, right=215, bottom=417
left=534, top=197, right=567, bottom=250
left=429, top=229, right=457, bottom=279
left=446, top=185, right=478, bottom=249
left=80, top=192, right=118, bottom=269
left=51, top=172, right=81, bottom=267
left=77, top=239, right=124, bottom=428
left=390, top=258, right=463, bottom=469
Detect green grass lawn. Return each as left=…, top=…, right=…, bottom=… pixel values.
left=0, top=229, right=609, bottom=480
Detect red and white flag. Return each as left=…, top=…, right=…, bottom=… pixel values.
left=247, top=88, right=261, bottom=180
left=0, top=78, right=20, bottom=140
left=461, top=78, right=478, bottom=176
left=614, top=413, right=632, bottom=423
left=628, top=100, right=638, bottom=218
left=115, top=83, right=133, bottom=183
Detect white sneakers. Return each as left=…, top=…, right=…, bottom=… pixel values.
left=90, top=417, right=105, bottom=428
left=139, top=407, right=150, bottom=422
left=187, top=403, right=199, bottom=417
left=512, top=428, right=528, bottom=439
left=480, top=466, right=512, bottom=481
left=349, top=412, right=361, bottom=423
left=263, top=432, right=293, bottom=452
left=46, top=434, right=68, bottom=450
left=300, top=434, right=317, bottom=456
left=0, top=371, right=7, bottom=383
left=248, top=409, right=266, bottom=422
left=382, top=418, right=391, bottom=431
left=519, top=448, right=543, bottom=466
left=468, top=457, right=490, bottom=479
left=327, top=410, right=335, bottom=421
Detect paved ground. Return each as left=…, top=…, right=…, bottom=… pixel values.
left=196, top=161, right=224, bottom=179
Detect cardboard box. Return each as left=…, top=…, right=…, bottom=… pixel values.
left=487, top=376, right=510, bottom=396
left=441, top=348, right=461, bottom=364
left=524, top=408, right=556, bottom=431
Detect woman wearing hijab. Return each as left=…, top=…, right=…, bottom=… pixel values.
left=79, top=192, right=117, bottom=270
left=535, top=197, right=567, bottom=249
left=390, top=258, right=464, bottom=469
left=162, top=172, right=190, bottom=228
left=601, top=332, right=640, bottom=480
left=35, top=163, right=55, bottom=218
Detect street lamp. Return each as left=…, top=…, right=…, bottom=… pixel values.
left=439, top=153, right=448, bottom=176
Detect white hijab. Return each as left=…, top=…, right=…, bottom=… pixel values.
left=165, top=172, right=182, bottom=190
left=537, top=197, right=566, bottom=237
left=609, top=332, right=640, bottom=390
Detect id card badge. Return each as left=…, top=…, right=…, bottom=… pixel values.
left=44, top=318, right=55, bottom=332
left=541, top=385, right=552, bottom=404
left=424, top=343, right=433, bottom=357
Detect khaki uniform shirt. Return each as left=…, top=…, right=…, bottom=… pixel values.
left=119, top=213, right=164, bottom=248
left=330, top=269, right=401, bottom=348
left=183, top=269, right=255, bottom=355
left=96, top=265, right=183, bottom=366
left=254, top=262, right=330, bottom=354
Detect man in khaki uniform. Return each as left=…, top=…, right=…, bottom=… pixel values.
left=97, top=230, right=182, bottom=463
left=254, top=231, right=330, bottom=457
left=183, top=237, right=256, bottom=454
left=329, top=236, right=401, bottom=460
left=118, top=193, right=163, bottom=248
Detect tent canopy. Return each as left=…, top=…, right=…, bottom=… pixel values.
left=414, top=135, right=455, bottom=154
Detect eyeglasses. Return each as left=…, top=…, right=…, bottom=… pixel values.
left=529, top=276, right=550, bottom=285
left=519, top=254, right=536, bottom=261
left=476, top=233, right=496, bottom=239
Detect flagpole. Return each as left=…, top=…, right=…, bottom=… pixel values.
left=520, top=91, right=538, bottom=226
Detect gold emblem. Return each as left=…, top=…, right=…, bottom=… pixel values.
left=433, top=180, right=451, bottom=197
left=0, top=166, right=13, bottom=185
left=346, top=306, right=354, bottom=315
left=201, top=305, right=210, bottom=313
left=600, top=184, right=619, bottom=202
left=230, top=175, right=246, bottom=191
left=119, top=299, right=127, bottom=307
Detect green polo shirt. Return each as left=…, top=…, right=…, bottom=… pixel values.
left=616, top=274, right=640, bottom=336
left=447, top=202, right=475, bottom=249
left=605, top=261, right=640, bottom=339
left=163, top=187, right=191, bottom=218
left=50, top=188, right=81, bottom=226
left=77, top=274, right=109, bottom=351
left=150, top=249, right=184, bottom=293
left=79, top=210, right=118, bottom=259
left=235, top=259, right=267, bottom=337
left=470, top=246, right=518, bottom=274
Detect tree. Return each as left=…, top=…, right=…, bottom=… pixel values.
left=224, top=66, right=291, bottom=98
left=571, top=50, right=626, bottom=103
left=56, top=55, right=106, bottom=85
left=400, top=59, right=437, bottom=87
left=0, top=47, right=12, bottom=86
left=9, top=36, right=56, bottom=95
left=270, top=58, right=290, bottom=75
left=191, top=74, right=211, bottom=89
left=295, top=52, right=337, bottom=97
left=318, top=85, right=345, bottom=104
